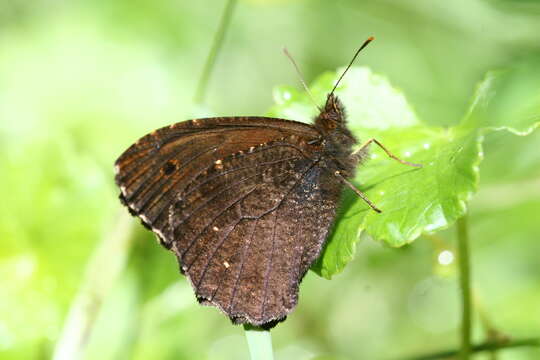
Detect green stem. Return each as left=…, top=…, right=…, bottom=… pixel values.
left=52, top=212, right=136, bottom=360
left=401, top=337, right=540, bottom=360
left=457, top=215, right=472, bottom=359
left=474, top=293, right=500, bottom=360
left=243, top=325, right=274, bottom=360
left=194, top=0, right=238, bottom=104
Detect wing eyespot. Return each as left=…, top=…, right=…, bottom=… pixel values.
left=162, top=160, right=178, bottom=175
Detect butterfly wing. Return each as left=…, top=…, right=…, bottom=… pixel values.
left=115, top=116, right=342, bottom=326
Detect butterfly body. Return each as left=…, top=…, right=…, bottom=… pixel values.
left=115, top=94, right=365, bottom=328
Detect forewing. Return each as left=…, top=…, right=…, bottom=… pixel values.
left=115, top=116, right=319, bottom=246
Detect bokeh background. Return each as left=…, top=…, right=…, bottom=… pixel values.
left=1, top=0, right=540, bottom=359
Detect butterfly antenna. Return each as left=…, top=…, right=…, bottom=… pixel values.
left=283, top=47, right=323, bottom=112
left=329, top=36, right=375, bottom=97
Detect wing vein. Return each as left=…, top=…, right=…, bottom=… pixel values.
left=227, top=159, right=320, bottom=321
left=127, top=144, right=218, bottom=207
left=173, top=168, right=278, bottom=232
left=146, top=156, right=301, bottom=225
left=121, top=137, right=196, bottom=188
left=228, top=220, right=258, bottom=315
left=181, top=186, right=257, bottom=262
left=260, top=211, right=279, bottom=319
left=194, top=218, right=244, bottom=294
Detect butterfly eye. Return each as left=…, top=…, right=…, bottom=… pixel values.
left=325, top=119, right=337, bottom=129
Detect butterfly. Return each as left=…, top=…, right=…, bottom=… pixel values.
left=114, top=37, right=421, bottom=329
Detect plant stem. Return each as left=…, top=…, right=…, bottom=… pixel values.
left=52, top=212, right=135, bottom=360
left=457, top=215, right=472, bottom=359
left=473, top=290, right=506, bottom=360
left=401, top=337, right=540, bottom=360
left=243, top=325, right=274, bottom=360
left=194, top=0, right=238, bottom=104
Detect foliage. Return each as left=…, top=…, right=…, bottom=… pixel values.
left=1, top=1, right=540, bottom=359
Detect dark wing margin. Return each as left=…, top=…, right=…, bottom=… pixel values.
left=114, top=116, right=341, bottom=327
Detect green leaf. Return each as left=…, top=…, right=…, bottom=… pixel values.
left=462, top=57, right=540, bottom=135
left=268, top=64, right=539, bottom=279
left=268, top=68, right=419, bottom=129
left=313, top=124, right=484, bottom=277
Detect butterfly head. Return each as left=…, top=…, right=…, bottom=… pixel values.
left=315, top=93, right=346, bottom=133
left=313, top=37, right=374, bottom=136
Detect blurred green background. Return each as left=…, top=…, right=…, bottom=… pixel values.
left=1, top=0, right=539, bottom=359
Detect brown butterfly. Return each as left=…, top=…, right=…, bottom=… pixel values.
left=114, top=37, right=420, bottom=329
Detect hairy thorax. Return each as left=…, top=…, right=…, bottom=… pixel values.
left=314, top=94, right=366, bottom=178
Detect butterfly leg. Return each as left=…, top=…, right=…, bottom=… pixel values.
left=334, top=171, right=381, bottom=213
left=353, top=138, right=422, bottom=168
